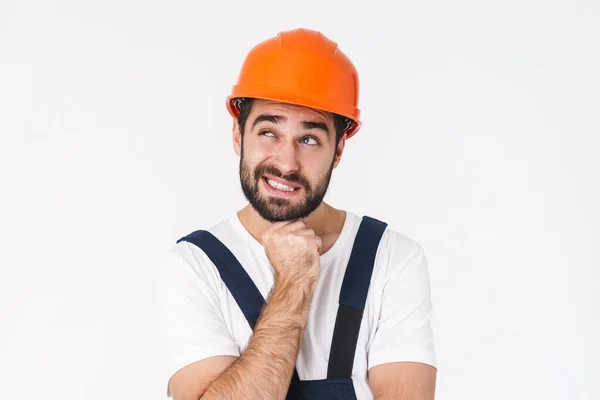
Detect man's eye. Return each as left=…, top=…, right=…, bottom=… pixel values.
left=301, top=137, right=319, bottom=145
left=259, top=130, right=275, bottom=137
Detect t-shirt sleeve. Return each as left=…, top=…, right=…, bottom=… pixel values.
left=367, top=241, right=437, bottom=370
left=155, top=244, right=240, bottom=396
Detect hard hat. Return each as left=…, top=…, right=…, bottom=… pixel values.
left=226, top=28, right=362, bottom=138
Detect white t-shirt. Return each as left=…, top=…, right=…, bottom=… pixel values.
left=156, top=211, right=437, bottom=399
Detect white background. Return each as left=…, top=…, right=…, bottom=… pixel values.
left=1, top=0, right=598, bottom=399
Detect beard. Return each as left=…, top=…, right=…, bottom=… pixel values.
left=239, top=151, right=334, bottom=223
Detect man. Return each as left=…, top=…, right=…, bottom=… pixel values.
left=157, top=28, right=437, bottom=400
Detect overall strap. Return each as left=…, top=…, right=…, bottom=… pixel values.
left=326, top=216, right=388, bottom=379
left=177, top=230, right=301, bottom=381
left=178, top=230, right=265, bottom=329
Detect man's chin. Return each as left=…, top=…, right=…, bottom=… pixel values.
left=255, top=201, right=310, bottom=222
left=262, top=207, right=301, bottom=222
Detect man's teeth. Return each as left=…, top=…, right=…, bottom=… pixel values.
left=266, top=179, right=295, bottom=192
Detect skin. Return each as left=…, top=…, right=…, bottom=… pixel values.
left=235, top=99, right=347, bottom=244
left=168, top=99, right=437, bottom=400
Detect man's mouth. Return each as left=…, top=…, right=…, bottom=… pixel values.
left=266, top=178, right=295, bottom=192
left=262, top=175, right=302, bottom=193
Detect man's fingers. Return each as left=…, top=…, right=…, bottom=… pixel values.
left=277, top=220, right=308, bottom=234
left=314, top=235, right=322, bottom=253
left=263, top=220, right=307, bottom=241
left=294, top=228, right=316, bottom=237
left=299, top=215, right=311, bottom=225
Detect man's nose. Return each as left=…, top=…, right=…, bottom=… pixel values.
left=272, top=141, right=300, bottom=175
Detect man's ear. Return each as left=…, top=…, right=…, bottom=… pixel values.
left=233, top=118, right=242, bottom=157
left=332, top=133, right=347, bottom=169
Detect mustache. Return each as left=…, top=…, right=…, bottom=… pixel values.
left=254, top=164, right=310, bottom=190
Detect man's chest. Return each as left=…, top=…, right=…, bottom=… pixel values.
left=216, top=260, right=378, bottom=380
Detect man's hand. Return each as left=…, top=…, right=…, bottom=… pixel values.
left=262, top=220, right=322, bottom=288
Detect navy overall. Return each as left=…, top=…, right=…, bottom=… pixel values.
left=177, top=215, right=387, bottom=399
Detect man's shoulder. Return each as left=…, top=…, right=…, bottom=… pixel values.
left=175, top=215, right=235, bottom=241
left=163, top=215, right=240, bottom=265
left=358, top=213, right=423, bottom=254
left=358, top=214, right=427, bottom=279
left=156, top=215, right=244, bottom=290
left=382, top=225, right=424, bottom=258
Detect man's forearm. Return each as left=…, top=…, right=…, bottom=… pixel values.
left=201, top=279, right=314, bottom=400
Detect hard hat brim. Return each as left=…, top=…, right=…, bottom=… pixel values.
left=226, top=86, right=361, bottom=138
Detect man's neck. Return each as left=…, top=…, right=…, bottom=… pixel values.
left=237, top=202, right=346, bottom=248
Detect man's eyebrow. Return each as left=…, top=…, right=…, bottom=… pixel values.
left=251, top=114, right=330, bottom=138
left=302, top=121, right=330, bottom=136
left=252, top=114, right=286, bottom=128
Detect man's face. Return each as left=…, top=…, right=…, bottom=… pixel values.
left=234, top=99, right=344, bottom=222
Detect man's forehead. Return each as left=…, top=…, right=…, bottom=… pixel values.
left=250, top=99, right=332, bottom=122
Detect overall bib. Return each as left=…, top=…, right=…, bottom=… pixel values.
left=177, top=215, right=387, bottom=399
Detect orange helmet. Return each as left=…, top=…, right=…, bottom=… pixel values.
left=226, top=28, right=362, bottom=138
